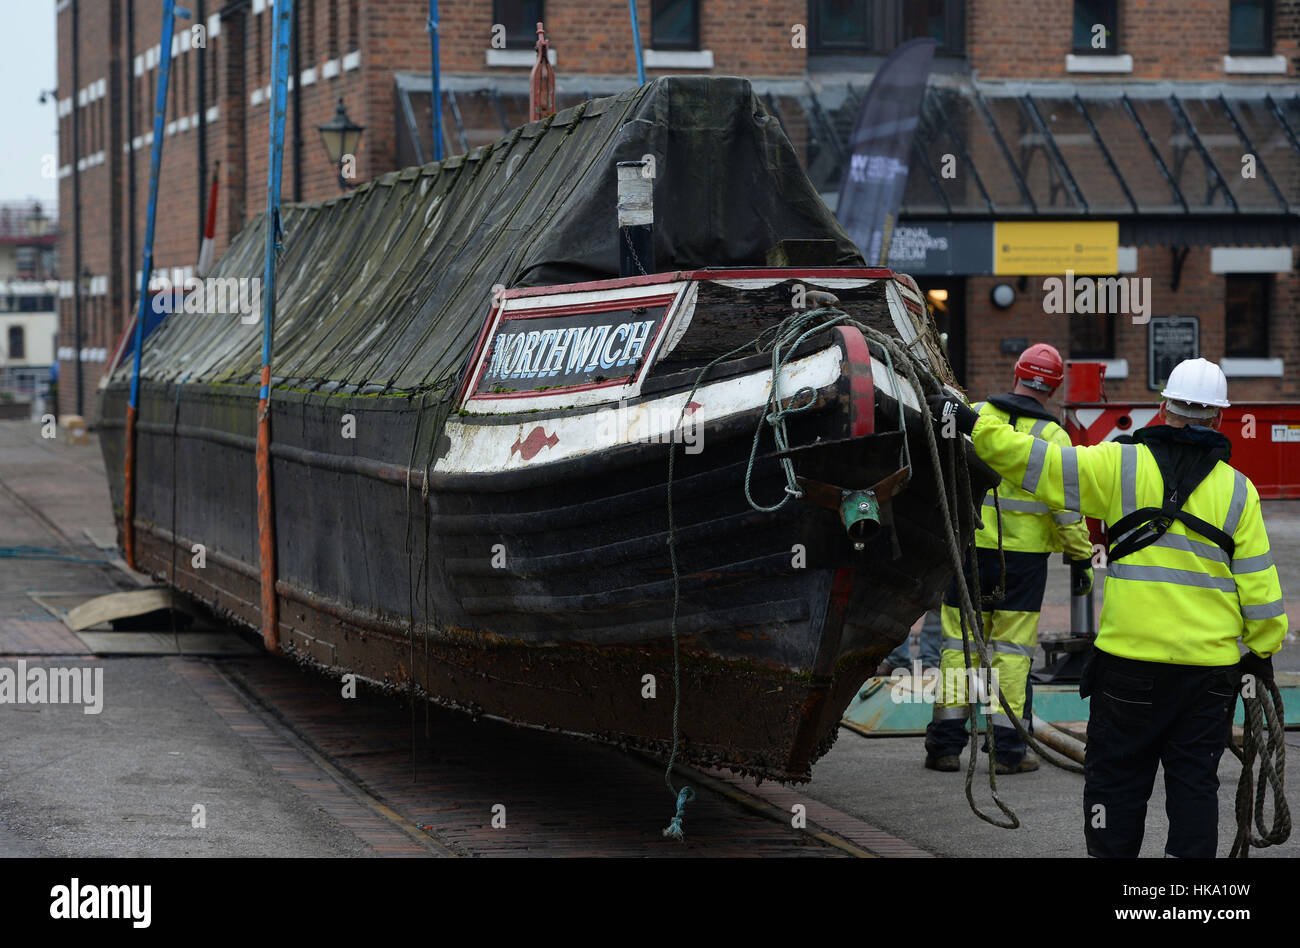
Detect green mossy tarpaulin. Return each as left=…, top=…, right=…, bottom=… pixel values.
left=117, top=77, right=864, bottom=399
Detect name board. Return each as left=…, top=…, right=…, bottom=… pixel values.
left=993, top=221, right=1118, bottom=275
left=473, top=297, right=674, bottom=397
left=886, top=221, right=993, bottom=275
left=1148, top=316, right=1199, bottom=392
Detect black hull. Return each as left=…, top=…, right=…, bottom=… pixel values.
left=98, top=330, right=994, bottom=781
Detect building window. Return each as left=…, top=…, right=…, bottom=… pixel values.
left=327, top=0, right=339, bottom=60
left=347, top=0, right=359, bottom=51
left=7, top=326, right=23, bottom=361
left=494, top=1, right=544, bottom=47
left=903, top=0, right=965, bottom=55
left=305, top=0, right=317, bottom=64
left=652, top=0, right=700, bottom=50
left=1225, top=274, right=1270, bottom=358
left=1069, top=314, right=1115, bottom=359
left=1229, top=0, right=1272, bottom=54
left=810, top=0, right=871, bottom=52
left=810, top=0, right=964, bottom=56
left=1073, top=0, right=1119, bottom=53
left=15, top=246, right=37, bottom=278
left=210, top=39, right=220, bottom=104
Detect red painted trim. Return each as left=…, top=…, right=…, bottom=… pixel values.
left=834, top=326, right=875, bottom=438
left=462, top=290, right=682, bottom=406
left=476, top=375, right=634, bottom=400
left=454, top=299, right=502, bottom=406
left=498, top=294, right=679, bottom=320
left=498, top=267, right=896, bottom=300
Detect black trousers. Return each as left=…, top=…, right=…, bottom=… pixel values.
left=1081, top=650, right=1236, bottom=858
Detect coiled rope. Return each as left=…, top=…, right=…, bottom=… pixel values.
left=660, top=303, right=1078, bottom=839
left=1228, top=675, right=1290, bottom=857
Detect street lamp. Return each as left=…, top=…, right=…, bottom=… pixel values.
left=317, top=97, right=364, bottom=192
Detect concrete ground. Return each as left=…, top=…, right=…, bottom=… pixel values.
left=2, top=418, right=1298, bottom=858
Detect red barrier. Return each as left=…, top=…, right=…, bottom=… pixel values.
left=1064, top=363, right=1300, bottom=500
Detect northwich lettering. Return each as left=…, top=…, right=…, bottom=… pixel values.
left=485, top=319, right=656, bottom=384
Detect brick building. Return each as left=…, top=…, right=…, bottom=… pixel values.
left=0, top=201, right=59, bottom=408
left=56, top=0, right=1299, bottom=418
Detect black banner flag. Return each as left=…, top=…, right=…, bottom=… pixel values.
left=836, top=38, right=938, bottom=266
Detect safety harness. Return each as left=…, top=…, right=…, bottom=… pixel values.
left=1106, top=425, right=1234, bottom=563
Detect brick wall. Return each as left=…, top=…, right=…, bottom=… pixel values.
left=972, top=0, right=1297, bottom=80
left=54, top=0, right=1300, bottom=423
left=962, top=251, right=1300, bottom=405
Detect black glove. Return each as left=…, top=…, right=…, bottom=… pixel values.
left=1238, top=652, right=1274, bottom=693
left=1070, top=561, right=1094, bottom=596
left=926, top=394, right=979, bottom=437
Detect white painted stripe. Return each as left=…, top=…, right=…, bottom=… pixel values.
left=1065, top=53, right=1133, bottom=73
left=486, top=48, right=556, bottom=67
left=437, top=345, right=843, bottom=475
left=1223, top=55, right=1287, bottom=74
left=1210, top=247, right=1292, bottom=272
left=1222, top=357, right=1283, bottom=377
left=643, top=49, right=714, bottom=69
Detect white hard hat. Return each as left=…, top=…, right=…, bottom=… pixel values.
left=1161, top=358, right=1230, bottom=409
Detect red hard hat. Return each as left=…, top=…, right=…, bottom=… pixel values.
left=1014, top=343, right=1064, bottom=392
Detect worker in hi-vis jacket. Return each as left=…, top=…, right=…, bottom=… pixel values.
left=925, top=343, right=1093, bottom=776
left=928, top=357, right=1287, bottom=858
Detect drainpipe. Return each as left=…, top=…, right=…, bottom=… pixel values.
left=197, top=0, right=208, bottom=246
left=126, top=0, right=137, bottom=321
left=291, top=0, right=302, bottom=200
left=72, top=0, right=83, bottom=415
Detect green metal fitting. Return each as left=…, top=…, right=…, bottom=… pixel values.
left=841, top=489, right=881, bottom=550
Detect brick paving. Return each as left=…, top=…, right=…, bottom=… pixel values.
left=198, top=655, right=933, bottom=857
left=168, top=658, right=441, bottom=857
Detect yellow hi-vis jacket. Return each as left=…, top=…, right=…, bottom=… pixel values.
left=971, top=400, right=1093, bottom=560
left=971, top=414, right=1287, bottom=666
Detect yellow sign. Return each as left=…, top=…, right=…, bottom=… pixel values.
left=993, top=221, right=1118, bottom=275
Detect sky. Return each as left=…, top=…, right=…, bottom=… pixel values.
left=0, top=1, right=59, bottom=210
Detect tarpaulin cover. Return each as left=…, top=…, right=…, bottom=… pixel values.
left=111, top=76, right=864, bottom=400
